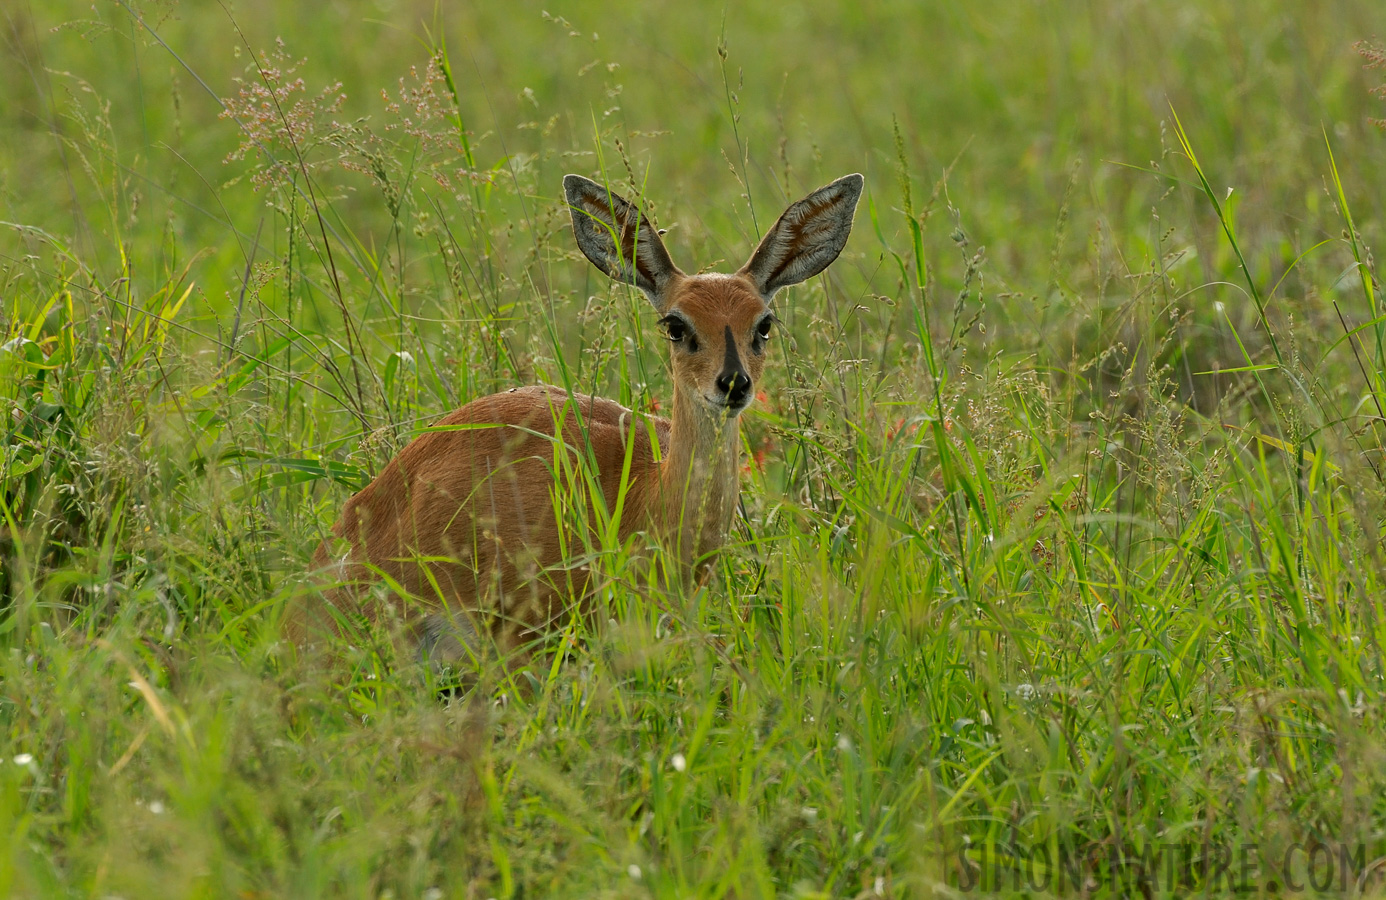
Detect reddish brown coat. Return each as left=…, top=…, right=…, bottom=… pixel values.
left=296, top=173, right=863, bottom=660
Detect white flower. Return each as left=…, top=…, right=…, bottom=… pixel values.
left=12, top=754, right=33, bottom=766
left=671, top=753, right=686, bottom=773
left=627, top=864, right=642, bottom=880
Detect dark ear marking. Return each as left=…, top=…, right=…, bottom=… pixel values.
left=739, top=173, right=864, bottom=300
left=564, top=174, right=682, bottom=310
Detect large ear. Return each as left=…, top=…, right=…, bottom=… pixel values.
left=738, top=173, right=863, bottom=300
left=564, top=174, right=682, bottom=309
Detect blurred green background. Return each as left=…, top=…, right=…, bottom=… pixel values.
left=5, top=0, right=1383, bottom=362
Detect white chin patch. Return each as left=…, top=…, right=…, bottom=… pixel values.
left=706, top=395, right=747, bottom=414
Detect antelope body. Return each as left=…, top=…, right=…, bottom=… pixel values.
left=302, top=173, right=863, bottom=661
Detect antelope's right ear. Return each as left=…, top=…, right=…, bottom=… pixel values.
left=564, top=174, right=682, bottom=310
left=739, top=173, right=863, bottom=301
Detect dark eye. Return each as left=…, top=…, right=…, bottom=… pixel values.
left=660, top=316, right=698, bottom=351
left=752, top=316, right=774, bottom=354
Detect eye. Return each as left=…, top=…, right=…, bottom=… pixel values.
left=752, top=316, right=774, bottom=353
left=660, top=316, right=699, bottom=352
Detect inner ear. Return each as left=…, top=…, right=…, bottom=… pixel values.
left=564, top=174, right=682, bottom=309
left=739, top=173, right=864, bottom=300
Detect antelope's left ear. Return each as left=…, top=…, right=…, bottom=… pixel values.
left=738, top=173, right=863, bottom=300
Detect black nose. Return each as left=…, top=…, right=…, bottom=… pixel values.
left=717, top=369, right=751, bottom=407
left=718, top=325, right=751, bottom=408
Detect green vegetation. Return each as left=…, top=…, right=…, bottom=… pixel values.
left=4, top=0, right=1386, bottom=895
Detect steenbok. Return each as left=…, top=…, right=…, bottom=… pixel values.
left=298, top=172, right=863, bottom=666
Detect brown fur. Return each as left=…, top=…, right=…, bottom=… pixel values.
left=294, top=174, right=862, bottom=662
left=303, top=385, right=672, bottom=653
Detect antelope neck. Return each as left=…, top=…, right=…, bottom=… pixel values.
left=654, top=376, right=742, bottom=558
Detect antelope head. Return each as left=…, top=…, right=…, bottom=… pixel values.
left=563, top=173, right=864, bottom=419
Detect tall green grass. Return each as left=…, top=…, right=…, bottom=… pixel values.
left=3, top=1, right=1386, bottom=896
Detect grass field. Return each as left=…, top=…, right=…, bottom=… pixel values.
left=4, top=0, right=1386, bottom=896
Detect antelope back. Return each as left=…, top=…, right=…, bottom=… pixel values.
left=312, top=386, right=668, bottom=650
